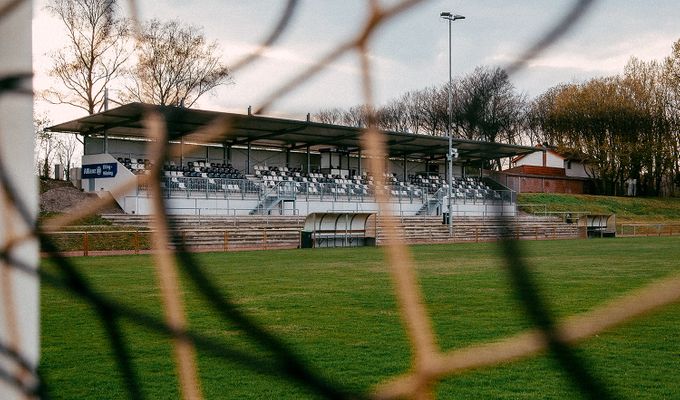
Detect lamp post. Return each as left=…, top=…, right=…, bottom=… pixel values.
left=440, top=11, right=465, bottom=237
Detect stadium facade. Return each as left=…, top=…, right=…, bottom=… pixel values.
left=48, top=103, right=538, bottom=218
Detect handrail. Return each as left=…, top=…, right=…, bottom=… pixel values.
left=143, top=176, right=513, bottom=207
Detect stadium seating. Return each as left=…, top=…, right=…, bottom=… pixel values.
left=117, top=157, right=151, bottom=175
left=124, top=158, right=503, bottom=205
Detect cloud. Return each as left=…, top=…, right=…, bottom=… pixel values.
left=221, top=40, right=361, bottom=77
left=491, top=32, right=675, bottom=76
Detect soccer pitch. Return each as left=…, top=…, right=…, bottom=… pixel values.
left=41, top=237, right=680, bottom=399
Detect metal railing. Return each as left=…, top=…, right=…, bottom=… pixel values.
left=138, top=176, right=512, bottom=207
left=618, top=223, right=680, bottom=237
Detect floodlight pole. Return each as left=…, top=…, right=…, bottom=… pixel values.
left=440, top=12, right=465, bottom=237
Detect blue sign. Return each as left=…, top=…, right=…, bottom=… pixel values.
left=82, top=163, right=118, bottom=179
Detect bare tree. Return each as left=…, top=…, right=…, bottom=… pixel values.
left=123, top=19, right=232, bottom=107
left=341, top=104, right=375, bottom=128
left=376, top=99, right=411, bottom=132
left=313, top=108, right=344, bottom=124
left=44, top=0, right=130, bottom=114
left=57, top=134, right=82, bottom=180
left=400, top=91, right=422, bottom=134
left=34, top=114, right=57, bottom=178
left=415, top=86, right=447, bottom=136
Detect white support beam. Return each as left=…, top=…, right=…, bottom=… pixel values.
left=0, top=0, right=39, bottom=398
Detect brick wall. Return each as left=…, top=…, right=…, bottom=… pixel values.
left=488, top=171, right=587, bottom=194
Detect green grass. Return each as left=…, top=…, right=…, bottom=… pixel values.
left=41, top=237, right=680, bottom=399
left=44, top=230, right=153, bottom=253
left=39, top=211, right=114, bottom=227
left=518, top=193, right=680, bottom=223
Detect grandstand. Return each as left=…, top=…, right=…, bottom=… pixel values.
left=48, top=103, right=537, bottom=219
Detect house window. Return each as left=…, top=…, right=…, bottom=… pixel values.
left=566, top=160, right=572, bottom=169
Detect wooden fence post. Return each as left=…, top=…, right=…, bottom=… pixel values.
left=83, top=232, right=89, bottom=256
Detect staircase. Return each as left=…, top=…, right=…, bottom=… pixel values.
left=416, top=198, right=440, bottom=216
left=250, top=182, right=296, bottom=215
left=415, top=188, right=444, bottom=216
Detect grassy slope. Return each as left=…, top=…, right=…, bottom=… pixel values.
left=41, top=237, right=680, bottom=399
left=518, top=193, right=680, bottom=223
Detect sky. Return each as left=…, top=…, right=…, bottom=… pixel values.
left=32, top=0, right=680, bottom=122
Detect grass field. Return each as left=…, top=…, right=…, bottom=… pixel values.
left=41, top=237, right=680, bottom=399
left=518, top=193, right=680, bottom=223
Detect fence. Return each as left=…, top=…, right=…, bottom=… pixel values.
left=43, top=228, right=302, bottom=256
left=618, top=223, right=680, bottom=237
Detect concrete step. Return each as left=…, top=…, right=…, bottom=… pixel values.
left=100, top=214, right=582, bottom=250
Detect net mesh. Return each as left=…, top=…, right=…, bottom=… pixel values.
left=2, top=1, right=680, bottom=399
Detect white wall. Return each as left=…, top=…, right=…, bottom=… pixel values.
left=514, top=150, right=564, bottom=169
left=118, top=193, right=511, bottom=218
left=565, top=160, right=590, bottom=178
left=83, top=137, right=471, bottom=180
left=81, top=153, right=137, bottom=210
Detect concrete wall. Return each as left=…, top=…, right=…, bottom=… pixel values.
left=85, top=138, right=326, bottom=174
left=564, top=160, right=590, bottom=178
left=81, top=153, right=138, bottom=210
left=118, top=193, right=508, bottom=217
left=83, top=138, right=464, bottom=181
left=86, top=137, right=151, bottom=159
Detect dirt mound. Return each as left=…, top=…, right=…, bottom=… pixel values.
left=39, top=178, right=73, bottom=194
left=40, top=186, right=123, bottom=214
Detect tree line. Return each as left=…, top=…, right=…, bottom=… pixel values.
left=314, top=44, right=680, bottom=196
left=39, top=1, right=679, bottom=196
left=36, top=0, right=232, bottom=178
left=43, top=0, right=232, bottom=115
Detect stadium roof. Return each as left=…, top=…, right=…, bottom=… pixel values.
left=48, top=102, right=537, bottom=162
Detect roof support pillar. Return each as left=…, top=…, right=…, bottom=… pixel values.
left=306, top=146, right=311, bottom=173
left=358, top=149, right=362, bottom=175
left=246, top=142, right=251, bottom=174
left=180, top=137, right=184, bottom=165
left=286, top=147, right=290, bottom=168
left=403, top=155, right=407, bottom=182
